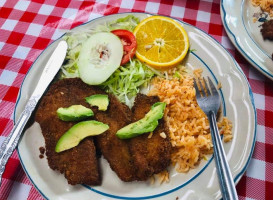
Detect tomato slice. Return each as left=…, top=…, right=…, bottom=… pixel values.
left=111, top=29, right=137, bottom=65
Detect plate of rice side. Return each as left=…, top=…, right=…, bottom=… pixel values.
left=15, top=13, right=256, bottom=200
left=221, top=0, right=273, bottom=80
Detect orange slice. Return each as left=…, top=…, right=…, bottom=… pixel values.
left=133, top=16, right=189, bottom=69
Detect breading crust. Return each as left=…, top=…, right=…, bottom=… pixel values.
left=95, top=94, right=136, bottom=182
left=35, top=78, right=103, bottom=185
left=35, top=78, right=172, bottom=184
left=130, top=94, right=172, bottom=180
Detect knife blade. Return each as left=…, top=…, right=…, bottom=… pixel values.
left=0, top=40, right=68, bottom=185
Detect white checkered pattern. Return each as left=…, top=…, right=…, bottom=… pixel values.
left=7, top=181, right=31, bottom=200
left=12, top=46, right=31, bottom=60
left=256, top=125, right=265, bottom=143
left=38, top=4, right=55, bottom=15
left=246, top=159, right=265, bottom=180
left=145, top=2, right=160, bottom=13
left=254, top=93, right=265, bottom=110
left=0, top=70, right=17, bottom=86
left=14, top=1, right=30, bottom=11
left=1, top=19, right=18, bottom=31
left=26, top=23, right=43, bottom=36
left=62, top=8, right=78, bottom=20
left=120, top=0, right=135, bottom=9
left=197, top=10, right=211, bottom=23
left=88, top=13, right=103, bottom=21
left=0, top=42, right=4, bottom=51
left=0, top=0, right=5, bottom=7
left=171, top=6, right=185, bottom=18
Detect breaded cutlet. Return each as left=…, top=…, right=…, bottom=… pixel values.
left=35, top=78, right=104, bottom=185
left=129, top=94, right=172, bottom=181
left=35, top=78, right=171, bottom=184
left=95, top=94, right=137, bottom=182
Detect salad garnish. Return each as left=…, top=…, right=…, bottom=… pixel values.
left=60, top=15, right=189, bottom=106
left=60, top=15, right=161, bottom=106
left=100, top=59, right=156, bottom=107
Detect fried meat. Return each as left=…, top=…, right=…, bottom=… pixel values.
left=129, top=94, right=172, bottom=180
left=261, top=19, right=273, bottom=41
left=35, top=78, right=103, bottom=185
left=94, top=95, right=136, bottom=182
left=35, top=78, right=172, bottom=184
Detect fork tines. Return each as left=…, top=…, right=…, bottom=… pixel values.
left=193, top=76, right=218, bottom=97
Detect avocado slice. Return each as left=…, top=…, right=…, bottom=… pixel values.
left=57, top=105, right=94, bottom=121
left=116, top=102, right=166, bottom=139
left=85, top=94, right=109, bottom=111
left=55, top=120, right=109, bottom=153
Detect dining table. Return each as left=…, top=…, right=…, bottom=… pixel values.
left=0, top=0, right=272, bottom=199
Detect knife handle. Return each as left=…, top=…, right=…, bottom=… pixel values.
left=0, top=95, right=40, bottom=185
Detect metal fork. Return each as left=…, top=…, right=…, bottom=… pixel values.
left=193, top=77, right=238, bottom=200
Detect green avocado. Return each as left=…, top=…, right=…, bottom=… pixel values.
left=85, top=94, right=109, bottom=111
left=55, top=120, right=109, bottom=153
left=57, top=105, right=94, bottom=121
left=116, top=102, right=166, bottom=139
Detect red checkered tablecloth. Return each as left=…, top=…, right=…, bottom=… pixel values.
left=0, top=0, right=272, bottom=199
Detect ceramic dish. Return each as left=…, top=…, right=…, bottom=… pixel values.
left=15, top=13, right=256, bottom=200
left=221, top=0, right=273, bottom=80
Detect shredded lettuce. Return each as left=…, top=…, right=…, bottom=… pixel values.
left=100, top=59, right=156, bottom=107
left=61, top=33, right=91, bottom=78
left=173, top=71, right=181, bottom=79
left=95, top=15, right=140, bottom=32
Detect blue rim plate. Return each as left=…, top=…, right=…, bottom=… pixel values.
left=15, top=13, right=256, bottom=200
left=221, top=0, right=273, bottom=80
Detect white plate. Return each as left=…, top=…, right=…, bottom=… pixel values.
left=15, top=13, right=256, bottom=200
left=221, top=0, right=273, bottom=80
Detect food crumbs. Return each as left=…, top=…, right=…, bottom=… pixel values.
left=39, top=147, right=45, bottom=155
left=193, top=68, right=203, bottom=78
left=160, top=132, right=166, bottom=139
left=158, top=170, right=169, bottom=184
left=39, top=146, right=45, bottom=159
left=217, top=82, right=222, bottom=89
left=148, top=132, right=153, bottom=138
left=150, top=175, right=155, bottom=185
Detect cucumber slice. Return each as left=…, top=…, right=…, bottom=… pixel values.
left=78, top=32, right=123, bottom=85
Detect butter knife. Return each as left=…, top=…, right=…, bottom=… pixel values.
left=0, top=41, right=68, bottom=185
